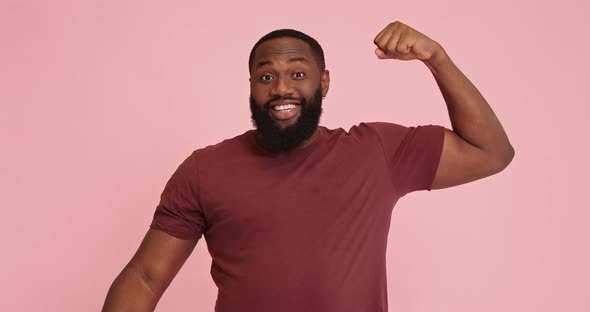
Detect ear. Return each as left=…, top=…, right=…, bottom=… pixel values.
left=321, top=70, right=330, bottom=97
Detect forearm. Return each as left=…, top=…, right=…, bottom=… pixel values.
left=102, top=264, right=161, bottom=312
left=425, top=46, right=514, bottom=163
left=102, top=229, right=197, bottom=311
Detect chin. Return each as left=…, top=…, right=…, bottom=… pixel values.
left=274, top=118, right=299, bottom=130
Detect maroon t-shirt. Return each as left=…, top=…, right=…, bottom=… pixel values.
left=151, top=122, right=444, bottom=312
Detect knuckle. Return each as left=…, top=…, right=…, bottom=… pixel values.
left=386, top=43, right=397, bottom=52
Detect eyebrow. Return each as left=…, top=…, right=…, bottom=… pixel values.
left=254, top=57, right=308, bottom=70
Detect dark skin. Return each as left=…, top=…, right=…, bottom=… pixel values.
left=371, top=21, right=514, bottom=188
left=102, top=229, right=197, bottom=311
left=102, top=21, right=514, bottom=311
left=249, top=37, right=330, bottom=149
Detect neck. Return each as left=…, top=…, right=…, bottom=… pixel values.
left=299, top=127, right=320, bottom=149
left=255, top=127, right=321, bottom=152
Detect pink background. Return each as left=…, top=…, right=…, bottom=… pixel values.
left=1, top=0, right=588, bottom=311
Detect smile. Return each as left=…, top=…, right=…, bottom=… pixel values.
left=273, top=104, right=299, bottom=111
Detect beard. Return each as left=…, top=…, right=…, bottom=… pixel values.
left=250, top=87, right=323, bottom=153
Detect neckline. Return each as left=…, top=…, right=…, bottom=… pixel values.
left=249, top=126, right=326, bottom=159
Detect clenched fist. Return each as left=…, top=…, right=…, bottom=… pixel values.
left=373, top=21, right=444, bottom=62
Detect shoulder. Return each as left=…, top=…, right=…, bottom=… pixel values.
left=352, top=122, right=407, bottom=136
left=356, top=122, right=444, bottom=144
left=192, top=130, right=256, bottom=163
left=323, top=122, right=409, bottom=143
left=323, top=122, right=444, bottom=156
left=316, top=123, right=410, bottom=154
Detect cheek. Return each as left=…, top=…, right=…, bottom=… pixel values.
left=250, top=86, right=267, bottom=104
left=302, top=81, right=320, bottom=97
left=250, top=85, right=268, bottom=104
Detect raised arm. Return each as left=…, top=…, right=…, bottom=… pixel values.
left=374, top=21, right=514, bottom=189
left=102, top=229, right=197, bottom=312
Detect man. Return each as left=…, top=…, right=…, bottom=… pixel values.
left=102, top=21, right=514, bottom=311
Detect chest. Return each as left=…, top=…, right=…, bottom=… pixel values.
left=201, top=141, right=396, bottom=242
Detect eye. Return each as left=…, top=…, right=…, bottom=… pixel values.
left=292, top=72, right=306, bottom=79
left=260, top=74, right=274, bottom=81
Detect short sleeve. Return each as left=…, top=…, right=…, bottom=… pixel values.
left=369, top=122, right=445, bottom=197
left=150, top=151, right=207, bottom=240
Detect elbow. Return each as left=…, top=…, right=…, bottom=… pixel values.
left=503, top=143, right=516, bottom=168
left=491, top=144, right=515, bottom=174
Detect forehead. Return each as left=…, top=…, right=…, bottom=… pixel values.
left=252, top=37, right=317, bottom=68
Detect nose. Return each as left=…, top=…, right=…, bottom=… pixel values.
left=270, top=76, right=294, bottom=97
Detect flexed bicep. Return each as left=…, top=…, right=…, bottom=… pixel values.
left=431, top=128, right=512, bottom=189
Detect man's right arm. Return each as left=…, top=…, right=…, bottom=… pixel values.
left=102, top=229, right=198, bottom=312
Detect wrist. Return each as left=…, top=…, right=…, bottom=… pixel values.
left=423, top=43, right=451, bottom=72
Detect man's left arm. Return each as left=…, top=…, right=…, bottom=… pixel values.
left=374, top=21, right=515, bottom=189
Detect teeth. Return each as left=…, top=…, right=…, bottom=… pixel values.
left=273, top=104, right=297, bottom=111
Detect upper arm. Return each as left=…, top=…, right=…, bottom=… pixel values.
left=127, top=228, right=198, bottom=296
left=431, top=128, right=513, bottom=189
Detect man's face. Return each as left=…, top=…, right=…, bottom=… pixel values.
left=249, top=37, right=330, bottom=151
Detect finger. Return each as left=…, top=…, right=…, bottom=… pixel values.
left=375, top=21, right=401, bottom=49
left=373, top=27, right=387, bottom=45
left=375, top=30, right=393, bottom=52
left=374, top=22, right=396, bottom=45
left=374, top=48, right=389, bottom=59
left=384, top=32, right=402, bottom=56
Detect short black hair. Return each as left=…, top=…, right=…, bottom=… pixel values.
left=248, top=29, right=326, bottom=73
